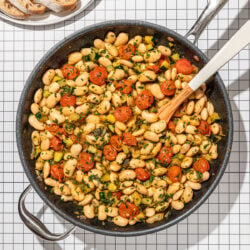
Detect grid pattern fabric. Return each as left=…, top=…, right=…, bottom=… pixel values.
left=0, top=0, right=249, bottom=249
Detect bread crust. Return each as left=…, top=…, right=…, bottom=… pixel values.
left=35, top=0, right=77, bottom=13
left=8, top=0, right=46, bottom=15
left=0, top=0, right=26, bottom=19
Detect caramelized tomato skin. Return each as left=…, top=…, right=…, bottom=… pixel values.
left=50, top=164, right=64, bottom=182
left=135, top=90, right=154, bottom=110
left=135, top=168, right=150, bottom=181
left=62, top=64, right=79, bottom=80
left=157, top=146, right=173, bottom=165
left=122, top=132, right=137, bottom=146
left=89, top=66, right=108, bottom=86
left=103, top=145, right=117, bottom=161
left=176, top=58, right=193, bottom=75
left=167, top=166, right=182, bottom=182
left=194, top=158, right=210, bottom=173
left=77, top=152, right=94, bottom=172
left=114, top=106, right=132, bottom=122
left=118, top=202, right=139, bottom=219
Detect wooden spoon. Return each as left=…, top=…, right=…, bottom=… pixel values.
left=158, top=20, right=250, bottom=123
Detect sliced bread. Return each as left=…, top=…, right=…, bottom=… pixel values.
left=8, top=0, right=46, bottom=15
left=35, top=0, right=77, bottom=13
left=0, top=0, right=26, bottom=19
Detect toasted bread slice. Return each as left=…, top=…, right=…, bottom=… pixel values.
left=0, top=0, right=26, bottom=19
left=8, top=0, right=46, bottom=14
left=35, top=0, right=77, bottom=13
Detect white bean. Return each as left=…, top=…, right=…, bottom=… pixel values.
left=28, top=115, right=44, bottom=130
left=68, top=52, right=82, bottom=65
left=75, top=72, right=89, bottom=86
left=114, top=33, right=128, bottom=46
left=34, top=88, right=43, bottom=103
left=138, top=70, right=156, bottom=82
left=113, top=216, right=128, bottom=227
left=63, top=159, right=77, bottom=177
left=49, top=109, right=65, bottom=124
left=40, top=150, right=53, bottom=160
left=42, top=69, right=55, bottom=86
left=83, top=204, right=95, bottom=219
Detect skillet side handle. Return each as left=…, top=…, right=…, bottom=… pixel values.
left=185, top=0, right=228, bottom=43
left=18, top=185, right=76, bottom=241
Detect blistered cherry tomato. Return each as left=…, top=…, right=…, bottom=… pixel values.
left=50, top=137, right=63, bottom=151
left=62, top=64, right=79, bottom=80
left=146, top=65, right=160, bottom=73
left=167, top=166, right=182, bottom=182
left=197, top=120, right=211, bottom=136
left=160, top=80, right=176, bottom=96
left=167, top=121, right=176, bottom=133
left=118, top=44, right=135, bottom=60
left=110, top=135, right=122, bottom=151
left=89, top=66, right=108, bottom=86
left=135, top=168, right=150, bottom=181
left=118, top=202, right=139, bottom=219
left=103, top=145, right=117, bottom=161
left=77, top=152, right=94, bottom=172
left=114, top=106, right=132, bottom=122
left=135, top=90, right=154, bottom=110
left=194, top=158, right=210, bottom=173
left=115, top=79, right=133, bottom=94
left=60, top=93, right=76, bottom=107
left=50, top=164, right=64, bottom=182
left=122, top=132, right=137, bottom=146
left=176, top=58, right=193, bottom=75
left=157, top=146, right=173, bottom=165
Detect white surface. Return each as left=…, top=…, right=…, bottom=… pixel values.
left=0, top=0, right=94, bottom=26
left=0, top=0, right=250, bottom=249
left=189, top=19, right=250, bottom=91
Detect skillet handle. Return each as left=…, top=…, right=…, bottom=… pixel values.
left=18, top=185, right=76, bottom=241
left=185, top=0, right=228, bottom=43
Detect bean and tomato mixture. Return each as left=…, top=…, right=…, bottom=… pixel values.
left=29, top=32, right=223, bottom=227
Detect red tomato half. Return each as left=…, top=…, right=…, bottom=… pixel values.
left=89, top=66, right=108, bottom=86
left=45, top=124, right=59, bottom=133
left=118, top=44, right=135, bottom=60
left=135, top=90, right=154, bottom=110
left=160, top=80, right=176, bottom=96
left=135, top=168, right=150, bottom=181
left=157, top=146, right=173, bottom=166
left=110, top=135, right=122, bottom=151
left=197, top=120, right=211, bottom=136
left=114, top=106, right=132, bottom=122
left=176, top=58, right=193, bottom=75
left=77, top=152, right=94, bottom=172
left=60, top=93, right=76, bottom=107
left=112, top=191, right=123, bottom=200
left=62, top=64, right=79, bottom=80
left=103, top=145, right=117, bottom=161
left=119, top=202, right=139, bottom=219
left=50, top=137, right=63, bottom=151
left=115, top=79, right=133, bottom=94
left=50, top=164, right=64, bottom=182
left=167, top=166, right=182, bottom=182
left=146, top=65, right=160, bottom=73
left=167, top=121, right=176, bottom=133
left=194, top=158, right=210, bottom=173
left=122, top=132, right=137, bottom=146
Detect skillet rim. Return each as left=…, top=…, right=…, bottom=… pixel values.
left=16, top=20, right=233, bottom=236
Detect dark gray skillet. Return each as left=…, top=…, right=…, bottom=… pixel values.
left=16, top=0, right=233, bottom=240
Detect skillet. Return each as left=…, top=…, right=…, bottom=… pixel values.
left=16, top=0, right=233, bottom=240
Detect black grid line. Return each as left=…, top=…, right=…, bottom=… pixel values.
left=0, top=0, right=250, bottom=249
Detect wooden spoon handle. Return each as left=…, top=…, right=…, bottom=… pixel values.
left=189, top=20, right=250, bottom=91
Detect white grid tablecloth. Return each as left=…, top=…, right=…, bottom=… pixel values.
left=0, top=0, right=249, bottom=249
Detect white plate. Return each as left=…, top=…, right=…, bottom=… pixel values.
left=0, top=0, right=94, bottom=26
